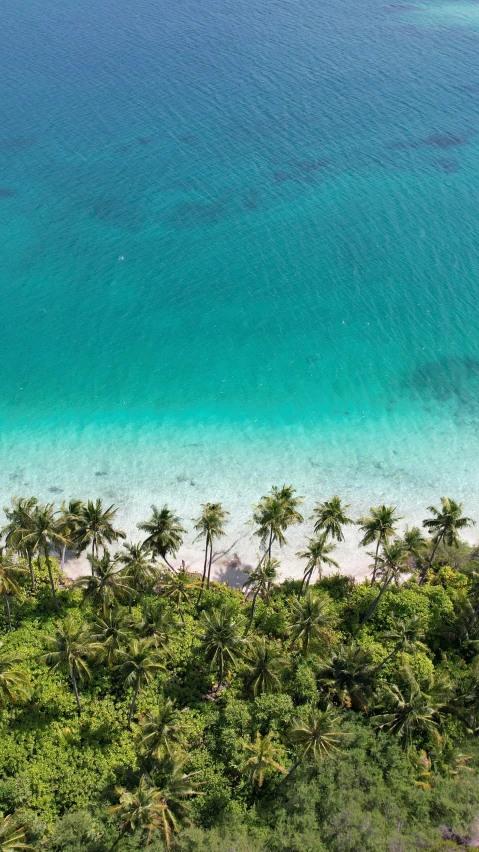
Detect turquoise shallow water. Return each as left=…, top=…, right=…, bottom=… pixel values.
left=1, top=0, right=479, bottom=560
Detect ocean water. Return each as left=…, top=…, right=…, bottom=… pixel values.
left=1, top=0, right=479, bottom=572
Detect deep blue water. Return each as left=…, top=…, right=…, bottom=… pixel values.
left=1, top=0, right=479, bottom=541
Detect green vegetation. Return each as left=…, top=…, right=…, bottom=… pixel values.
left=0, top=490, right=479, bottom=851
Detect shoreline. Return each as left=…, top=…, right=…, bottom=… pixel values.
left=60, top=507, right=479, bottom=587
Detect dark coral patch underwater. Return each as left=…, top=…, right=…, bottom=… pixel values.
left=433, top=158, right=459, bottom=173
left=424, top=132, right=471, bottom=149
left=406, top=356, right=479, bottom=404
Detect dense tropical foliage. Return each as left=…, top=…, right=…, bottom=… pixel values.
left=0, top=489, right=479, bottom=851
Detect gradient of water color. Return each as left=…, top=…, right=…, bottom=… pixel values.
left=1, top=0, right=479, bottom=570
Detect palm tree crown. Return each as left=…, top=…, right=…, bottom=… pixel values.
left=372, top=667, right=447, bottom=751
left=0, top=549, right=26, bottom=632
left=318, top=643, right=375, bottom=710
left=358, top=505, right=402, bottom=584
left=245, top=637, right=287, bottom=696
left=297, top=533, right=339, bottom=596
left=117, top=541, right=156, bottom=599
left=288, top=705, right=344, bottom=765
left=240, top=731, right=286, bottom=788
left=198, top=607, right=246, bottom=684
left=75, top=550, right=134, bottom=615
left=21, top=503, right=68, bottom=611
left=252, top=485, right=304, bottom=561
left=138, top=505, right=186, bottom=570
left=117, top=637, right=166, bottom=728
left=158, top=567, right=200, bottom=624
left=193, top=502, right=229, bottom=595
left=312, top=495, right=354, bottom=541
left=2, top=496, right=39, bottom=589
left=140, top=697, right=189, bottom=758
left=73, top=499, right=125, bottom=559
left=289, top=592, right=336, bottom=654
left=0, top=644, right=30, bottom=708
left=91, top=606, right=133, bottom=666
left=0, top=814, right=32, bottom=851
left=402, top=526, right=428, bottom=571
left=41, top=615, right=101, bottom=714
left=422, top=498, right=474, bottom=580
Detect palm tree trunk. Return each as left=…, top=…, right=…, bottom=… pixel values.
left=128, top=678, right=141, bottom=729
left=286, top=758, right=302, bottom=778
left=244, top=590, right=259, bottom=636
left=45, top=552, right=59, bottom=612
left=359, top=571, right=392, bottom=629
left=268, top=528, right=274, bottom=561
left=207, top=538, right=214, bottom=589
left=197, top=535, right=210, bottom=606
left=178, top=599, right=185, bottom=625
left=298, top=571, right=308, bottom=599
left=375, top=642, right=401, bottom=673
left=3, top=592, right=12, bottom=631
left=70, top=668, right=82, bottom=714
left=27, top=551, right=35, bottom=590
left=163, top=554, right=178, bottom=574
left=372, top=539, right=381, bottom=585
left=420, top=536, right=442, bottom=585
left=304, top=567, right=315, bottom=595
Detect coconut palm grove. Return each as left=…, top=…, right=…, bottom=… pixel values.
left=1, top=489, right=479, bottom=851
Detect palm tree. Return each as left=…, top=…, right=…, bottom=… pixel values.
left=158, top=565, right=201, bottom=624
left=372, top=668, right=446, bottom=751
left=117, top=637, right=166, bottom=728
left=148, top=758, right=199, bottom=849
left=198, top=607, right=246, bottom=684
left=110, top=775, right=164, bottom=844
left=376, top=615, right=428, bottom=673
left=193, top=502, right=229, bottom=599
left=74, top=550, right=134, bottom=615
left=0, top=645, right=30, bottom=708
left=57, top=499, right=85, bottom=570
left=251, top=485, right=304, bottom=562
left=0, top=549, right=26, bottom=632
left=245, top=637, right=287, bottom=696
left=318, top=643, right=375, bottom=710
left=421, top=498, right=474, bottom=582
left=402, top=526, right=428, bottom=573
left=358, top=540, right=407, bottom=629
left=288, top=592, right=336, bottom=654
left=41, top=615, right=101, bottom=714
left=242, top=558, right=279, bottom=636
left=2, top=496, right=39, bottom=589
left=297, top=533, right=339, bottom=596
left=137, top=604, right=177, bottom=649
left=111, top=764, right=198, bottom=850
left=117, top=541, right=156, bottom=608
left=312, top=495, right=354, bottom=541
left=91, top=606, right=133, bottom=666
left=241, top=731, right=286, bottom=788
left=358, top=505, right=402, bottom=584
left=0, top=815, right=32, bottom=851
left=287, top=705, right=344, bottom=775
left=140, top=698, right=189, bottom=758
left=138, top=505, right=186, bottom=571
left=21, top=503, right=68, bottom=612
left=73, top=499, right=125, bottom=561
